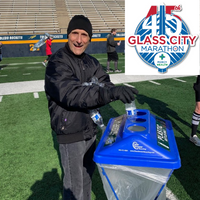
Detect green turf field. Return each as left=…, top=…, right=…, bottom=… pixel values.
left=0, top=55, right=199, bottom=200
left=0, top=54, right=125, bottom=83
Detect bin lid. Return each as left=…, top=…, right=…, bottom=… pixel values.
left=94, top=109, right=181, bottom=169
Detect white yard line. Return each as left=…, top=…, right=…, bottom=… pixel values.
left=123, top=83, right=135, bottom=88
left=97, top=57, right=125, bottom=61
left=0, top=96, right=2, bottom=102
left=166, top=187, right=179, bottom=200
left=2, top=66, right=43, bottom=70
left=26, top=66, right=43, bottom=69
left=149, top=80, right=161, bottom=85
left=33, top=92, right=39, bottom=98
left=173, top=78, right=186, bottom=82
left=2, top=67, right=19, bottom=69
left=23, top=73, right=31, bottom=75
left=0, top=62, right=42, bottom=66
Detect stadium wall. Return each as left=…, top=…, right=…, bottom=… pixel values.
left=0, top=33, right=125, bottom=58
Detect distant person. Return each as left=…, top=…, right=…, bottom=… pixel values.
left=42, top=36, right=53, bottom=67
left=45, top=15, right=138, bottom=200
left=106, top=28, right=121, bottom=73
left=0, top=42, right=3, bottom=62
left=0, top=42, right=3, bottom=70
left=190, top=75, right=200, bottom=146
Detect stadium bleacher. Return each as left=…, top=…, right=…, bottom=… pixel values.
left=0, top=0, right=125, bottom=35
left=65, top=0, right=124, bottom=32
left=0, top=0, right=60, bottom=34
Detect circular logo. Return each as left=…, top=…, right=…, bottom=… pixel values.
left=132, top=141, right=146, bottom=151
left=133, top=5, right=191, bottom=73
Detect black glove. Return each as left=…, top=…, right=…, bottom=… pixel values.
left=110, top=86, right=138, bottom=103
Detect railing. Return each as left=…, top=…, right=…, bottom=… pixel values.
left=0, top=27, right=125, bottom=35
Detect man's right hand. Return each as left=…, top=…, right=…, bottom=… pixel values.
left=110, top=85, right=139, bottom=103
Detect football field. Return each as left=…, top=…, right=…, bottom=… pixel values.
left=0, top=55, right=199, bottom=200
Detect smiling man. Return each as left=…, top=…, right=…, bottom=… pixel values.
left=45, top=15, right=138, bottom=200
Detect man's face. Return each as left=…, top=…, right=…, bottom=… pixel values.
left=68, top=29, right=90, bottom=55
left=113, top=31, right=117, bottom=35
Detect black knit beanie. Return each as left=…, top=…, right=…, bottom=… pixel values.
left=67, top=15, right=93, bottom=39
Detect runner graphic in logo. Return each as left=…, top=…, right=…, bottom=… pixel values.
left=127, top=5, right=198, bottom=73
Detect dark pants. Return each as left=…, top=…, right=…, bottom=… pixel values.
left=59, top=136, right=96, bottom=200
left=194, top=75, right=200, bottom=102
left=107, top=51, right=118, bottom=61
left=46, top=54, right=52, bottom=61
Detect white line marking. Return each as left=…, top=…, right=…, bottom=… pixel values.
left=166, top=187, right=178, bottom=200
left=33, top=92, right=39, bottom=98
left=0, top=62, right=42, bottom=66
left=0, top=96, right=2, bottom=102
left=23, top=73, right=31, bottom=75
left=2, top=66, right=42, bottom=70
left=97, top=57, right=125, bottom=61
left=3, top=67, right=19, bottom=69
left=27, top=62, right=42, bottom=65
left=123, top=83, right=135, bottom=88
left=173, top=78, right=186, bottom=82
left=26, top=66, right=43, bottom=69
left=149, top=80, right=161, bottom=85
left=0, top=75, right=8, bottom=77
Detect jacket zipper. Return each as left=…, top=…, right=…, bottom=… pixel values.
left=79, top=59, right=85, bottom=71
left=78, top=59, right=86, bottom=83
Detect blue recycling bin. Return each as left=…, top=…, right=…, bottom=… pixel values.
left=93, top=109, right=181, bottom=200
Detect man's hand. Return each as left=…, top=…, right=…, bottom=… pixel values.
left=117, top=41, right=121, bottom=46
left=110, top=86, right=138, bottom=103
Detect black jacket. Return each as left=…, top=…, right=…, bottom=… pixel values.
left=45, top=43, right=114, bottom=144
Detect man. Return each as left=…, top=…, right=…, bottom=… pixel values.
left=190, top=75, right=200, bottom=146
left=106, top=28, right=121, bottom=73
left=0, top=42, right=3, bottom=70
left=0, top=42, right=2, bottom=61
left=42, top=35, right=53, bottom=67
left=45, top=15, right=138, bottom=200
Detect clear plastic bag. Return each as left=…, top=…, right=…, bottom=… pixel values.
left=97, top=163, right=171, bottom=200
